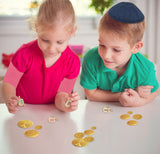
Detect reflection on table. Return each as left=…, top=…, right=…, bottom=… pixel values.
left=0, top=97, right=160, bottom=154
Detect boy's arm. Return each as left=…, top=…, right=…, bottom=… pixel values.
left=140, top=89, right=159, bottom=105
left=84, top=88, right=121, bottom=102
left=119, top=88, right=159, bottom=107
left=135, top=85, right=154, bottom=98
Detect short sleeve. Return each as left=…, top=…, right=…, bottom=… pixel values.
left=12, top=45, right=32, bottom=73
left=65, top=53, right=80, bottom=79
left=80, top=56, right=97, bottom=90
left=3, top=62, right=23, bottom=88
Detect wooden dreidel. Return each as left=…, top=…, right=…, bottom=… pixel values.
left=18, top=96, right=24, bottom=107
left=65, top=99, right=72, bottom=108
left=103, top=106, right=113, bottom=113
left=48, top=116, right=57, bottom=123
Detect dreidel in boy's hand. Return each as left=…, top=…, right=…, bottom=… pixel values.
left=17, top=96, right=24, bottom=107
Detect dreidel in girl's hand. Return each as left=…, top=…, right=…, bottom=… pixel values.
left=65, top=99, right=72, bottom=108
left=17, top=96, right=24, bottom=107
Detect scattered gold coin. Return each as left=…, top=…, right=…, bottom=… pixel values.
left=24, top=129, right=39, bottom=138
left=84, top=136, right=94, bottom=142
left=84, top=129, right=94, bottom=135
left=35, top=125, right=43, bottom=130
left=91, top=126, right=96, bottom=130
left=127, top=111, right=133, bottom=114
left=127, top=120, right=138, bottom=126
left=120, top=114, right=131, bottom=120
left=17, top=120, right=33, bottom=128
left=74, top=132, right=84, bottom=138
left=72, top=138, right=89, bottom=147
left=133, top=114, right=142, bottom=120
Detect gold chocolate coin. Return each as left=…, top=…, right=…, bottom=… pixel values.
left=127, top=120, right=138, bottom=126
left=120, top=114, right=131, bottom=120
left=72, top=138, right=89, bottom=147
left=74, top=132, right=84, bottom=138
left=35, top=125, right=43, bottom=130
left=84, top=129, right=94, bottom=135
left=24, top=129, right=39, bottom=138
left=133, top=114, right=142, bottom=120
left=17, top=120, right=33, bottom=128
left=84, top=136, right=94, bottom=142
left=127, top=111, right=133, bottom=114
left=91, top=126, right=96, bottom=130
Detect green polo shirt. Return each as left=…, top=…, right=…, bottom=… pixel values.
left=80, top=46, right=159, bottom=93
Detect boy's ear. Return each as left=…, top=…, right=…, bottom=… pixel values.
left=131, top=41, right=143, bottom=54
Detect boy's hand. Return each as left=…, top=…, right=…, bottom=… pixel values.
left=119, top=89, right=142, bottom=107
left=5, top=96, right=19, bottom=114
left=135, top=86, right=153, bottom=98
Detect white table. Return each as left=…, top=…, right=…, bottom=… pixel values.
left=0, top=98, right=160, bottom=154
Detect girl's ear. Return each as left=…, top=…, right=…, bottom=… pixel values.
left=35, top=22, right=38, bottom=33
left=70, top=26, right=77, bottom=37
left=131, top=41, right=143, bottom=54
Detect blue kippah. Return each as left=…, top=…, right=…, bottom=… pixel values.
left=108, top=2, right=144, bottom=23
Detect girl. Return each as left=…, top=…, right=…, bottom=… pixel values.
left=1, top=0, right=80, bottom=113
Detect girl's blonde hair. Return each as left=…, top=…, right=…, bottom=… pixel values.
left=36, top=0, right=75, bottom=30
left=99, top=11, right=145, bottom=47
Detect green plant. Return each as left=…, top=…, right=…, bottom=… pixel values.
left=89, top=0, right=114, bottom=14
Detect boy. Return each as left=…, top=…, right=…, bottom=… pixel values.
left=80, top=2, right=159, bottom=107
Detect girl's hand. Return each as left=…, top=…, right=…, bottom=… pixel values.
left=66, top=91, right=80, bottom=111
left=5, top=96, right=19, bottom=114
left=55, top=91, right=80, bottom=112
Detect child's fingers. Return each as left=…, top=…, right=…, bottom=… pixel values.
left=70, top=91, right=80, bottom=98
left=9, top=99, right=18, bottom=107
left=70, top=105, right=78, bottom=110
left=69, top=92, right=80, bottom=101
left=70, top=102, right=78, bottom=110
left=141, top=86, right=153, bottom=89
left=71, top=95, right=80, bottom=102
left=8, top=107, right=19, bottom=114
left=127, top=88, right=139, bottom=96
left=8, top=105, right=19, bottom=113
left=138, top=86, right=153, bottom=90
left=6, top=98, right=19, bottom=114
left=70, top=100, right=79, bottom=106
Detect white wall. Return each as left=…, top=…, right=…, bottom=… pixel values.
left=0, top=0, right=159, bottom=63
left=0, top=16, right=99, bottom=63
left=0, top=0, right=159, bottom=97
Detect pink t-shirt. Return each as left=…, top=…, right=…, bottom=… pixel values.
left=4, top=40, right=80, bottom=104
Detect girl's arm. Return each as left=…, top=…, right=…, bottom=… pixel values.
left=84, top=88, right=121, bottom=102
left=1, top=82, right=16, bottom=102
left=55, top=78, right=80, bottom=112
left=1, top=82, right=19, bottom=113
left=58, top=78, right=77, bottom=94
left=1, top=62, right=23, bottom=113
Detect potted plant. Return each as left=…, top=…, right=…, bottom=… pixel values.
left=89, top=0, right=114, bottom=14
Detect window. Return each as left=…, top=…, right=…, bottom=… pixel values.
left=0, top=0, right=97, bottom=16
